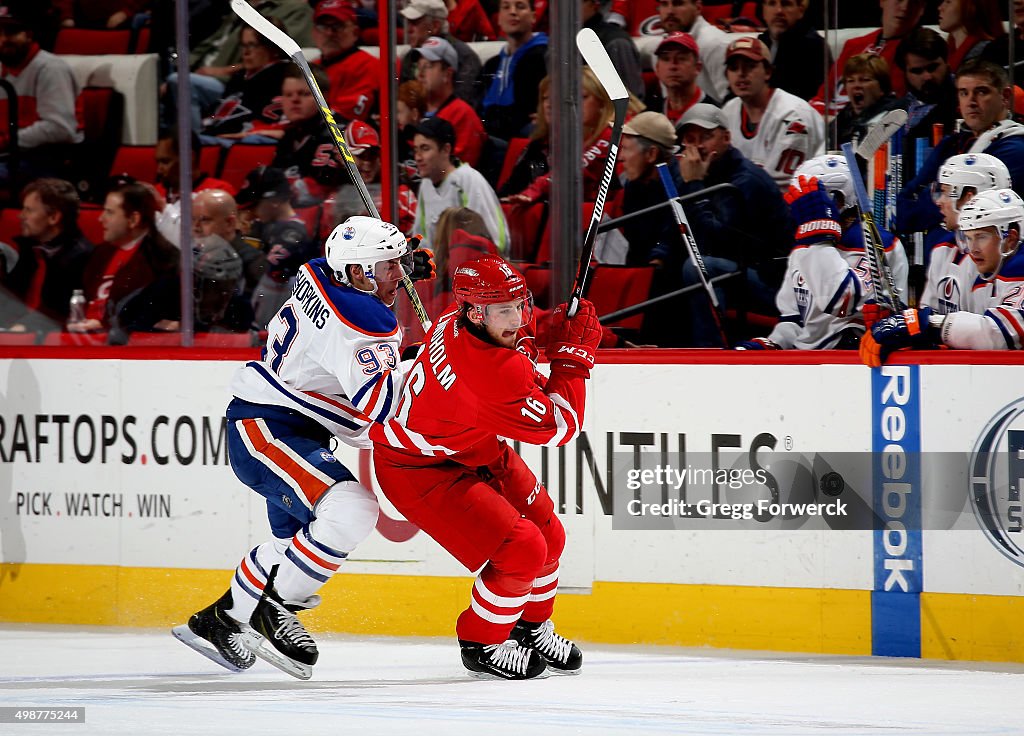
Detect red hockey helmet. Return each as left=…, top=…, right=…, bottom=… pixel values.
left=452, top=256, right=529, bottom=306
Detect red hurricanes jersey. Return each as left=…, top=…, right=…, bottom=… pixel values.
left=370, top=304, right=587, bottom=467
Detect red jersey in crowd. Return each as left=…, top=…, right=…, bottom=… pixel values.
left=318, top=47, right=379, bottom=122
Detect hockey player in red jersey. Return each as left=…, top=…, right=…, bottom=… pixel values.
left=371, top=255, right=602, bottom=680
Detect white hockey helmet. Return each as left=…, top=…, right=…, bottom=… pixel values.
left=937, top=153, right=1012, bottom=207
left=792, top=154, right=855, bottom=211
left=957, top=188, right=1024, bottom=277
left=324, top=215, right=411, bottom=289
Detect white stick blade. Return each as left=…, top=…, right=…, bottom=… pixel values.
left=576, top=28, right=628, bottom=101
left=855, top=108, right=908, bottom=159
left=231, top=0, right=302, bottom=57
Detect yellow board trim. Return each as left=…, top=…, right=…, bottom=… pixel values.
left=2, top=564, right=1020, bottom=661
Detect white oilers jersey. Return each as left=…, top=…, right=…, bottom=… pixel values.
left=231, top=257, right=403, bottom=447
left=768, top=243, right=865, bottom=349
left=942, top=250, right=1024, bottom=350
left=835, top=223, right=910, bottom=307
left=723, top=89, right=825, bottom=190
left=920, top=238, right=977, bottom=315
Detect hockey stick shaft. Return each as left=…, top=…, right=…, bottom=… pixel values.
left=230, top=0, right=430, bottom=332
left=841, top=141, right=901, bottom=313
left=656, top=162, right=728, bottom=347
left=568, top=28, right=629, bottom=319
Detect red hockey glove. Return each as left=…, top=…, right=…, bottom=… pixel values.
left=861, top=301, right=891, bottom=329
left=785, top=175, right=842, bottom=247
left=546, top=299, right=601, bottom=373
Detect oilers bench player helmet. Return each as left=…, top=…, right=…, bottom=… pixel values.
left=792, top=155, right=855, bottom=212
left=938, top=153, right=1011, bottom=209
left=324, top=215, right=411, bottom=287
left=957, top=188, right=1024, bottom=278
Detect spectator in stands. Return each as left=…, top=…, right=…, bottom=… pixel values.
left=446, top=0, right=496, bottom=42
left=677, top=103, right=792, bottom=347
left=895, top=28, right=959, bottom=143
left=399, top=0, right=484, bottom=109
left=721, top=37, right=824, bottom=191
left=811, top=0, right=926, bottom=115
left=193, top=188, right=264, bottom=299
left=173, top=0, right=312, bottom=132
left=337, top=120, right=418, bottom=234
left=411, top=116, right=509, bottom=253
left=154, top=129, right=237, bottom=204
left=938, top=0, right=1006, bottom=73
left=2, top=178, right=92, bottom=329
left=480, top=0, right=548, bottom=142
left=0, top=7, right=82, bottom=185
left=55, top=0, right=147, bottom=30
left=200, top=23, right=289, bottom=141
left=757, top=0, right=828, bottom=101
left=655, top=0, right=730, bottom=103
left=312, top=0, right=379, bottom=122
left=413, top=36, right=487, bottom=167
left=398, top=80, right=426, bottom=168
left=836, top=54, right=900, bottom=147
left=234, top=165, right=315, bottom=327
left=897, top=59, right=1024, bottom=240
left=270, top=64, right=346, bottom=203
left=644, top=32, right=717, bottom=129
left=980, top=0, right=1024, bottom=77
left=70, top=181, right=179, bottom=334
left=581, top=0, right=644, bottom=101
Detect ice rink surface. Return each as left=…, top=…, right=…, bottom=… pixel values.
left=1, top=625, right=1021, bottom=736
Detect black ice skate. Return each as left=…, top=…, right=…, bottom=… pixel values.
left=459, top=639, right=547, bottom=680
left=171, top=590, right=256, bottom=673
left=511, top=619, right=582, bottom=674
left=245, top=572, right=319, bottom=680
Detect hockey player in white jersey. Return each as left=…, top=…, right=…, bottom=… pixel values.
left=736, top=155, right=907, bottom=350
left=173, top=216, right=431, bottom=679
left=862, top=188, right=1024, bottom=365
left=920, top=153, right=1009, bottom=314
left=720, top=36, right=825, bottom=191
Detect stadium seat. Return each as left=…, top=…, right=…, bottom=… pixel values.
left=219, top=144, right=278, bottom=191
left=0, top=207, right=20, bottom=244
left=55, top=29, right=134, bottom=55
left=78, top=205, right=104, bottom=244
left=41, top=331, right=109, bottom=346
left=0, top=332, right=38, bottom=345
left=109, top=145, right=156, bottom=183
left=584, top=264, right=655, bottom=332
left=521, top=265, right=552, bottom=310
left=503, top=200, right=547, bottom=264
left=496, top=137, right=529, bottom=193
left=294, top=203, right=323, bottom=242
left=72, top=87, right=125, bottom=198
left=199, top=146, right=222, bottom=179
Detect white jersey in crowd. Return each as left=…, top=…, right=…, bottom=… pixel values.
left=230, top=257, right=404, bottom=447
left=723, top=89, right=825, bottom=190
left=414, top=162, right=510, bottom=255
left=767, top=242, right=866, bottom=349
left=920, top=238, right=978, bottom=315
left=687, top=15, right=730, bottom=103
left=938, top=250, right=1024, bottom=350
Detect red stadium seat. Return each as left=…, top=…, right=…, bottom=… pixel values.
left=585, top=265, right=655, bottom=331
left=78, top=205, right=104, bottom=244
left=199, top=146, right=223, bottom=179
left=0, top=207, right=20, bottom=244
left=496, top=137, right=530, bottom=193
left=521, top=265, right=552, bottom=310
left=109, top=145, right=156, bottom=183
left=41, top=331, right=109, bottom=346
left=0, top=332, right=38, bottom=346
left=219, top=144, right=278, bottom=191
left=54, top=29, right=134, bottom=55
left=294, top=203, right=323, bottom=242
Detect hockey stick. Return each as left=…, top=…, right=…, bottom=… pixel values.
left=230, top=0, right=431, bottom=332
left=842, top=141, right=901, bottom=313
left=568, top=28, right=629, bottom=318
left=656, top=162, right=728, bottom=347
left=855, top=108, right=907, bottom=161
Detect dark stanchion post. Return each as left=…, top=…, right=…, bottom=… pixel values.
left=175, top=0, right=194, bottom=345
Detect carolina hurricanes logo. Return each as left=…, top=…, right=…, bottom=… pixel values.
left=942, top=279, right=957, bottom=299
left=786, top=120, right=808, bottom=135
left=638, top=16, right=664, bottom=35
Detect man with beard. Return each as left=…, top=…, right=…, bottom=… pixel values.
left=654, top=0, right=730, bottom=104
left=0, top=6, right=82, bottom=184
left=896, top=28, right=959, bottom=143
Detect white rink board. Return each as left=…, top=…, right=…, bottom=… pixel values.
left=1, top=357, right=1024, bottom=598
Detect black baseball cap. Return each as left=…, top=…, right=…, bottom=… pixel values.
left=235, top=166, right=291, bottom=208
left=413, top=116, right=456, bottom=149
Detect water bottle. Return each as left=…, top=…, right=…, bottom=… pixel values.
left=68, top=289, right=86, bottom=325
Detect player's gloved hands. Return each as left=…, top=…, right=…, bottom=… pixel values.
left=859, top=306, right=939, bottom=367
left=406, top=235, right=436, bottom=282
left=734, top=337, right=780, bottom=350
left=861, top=301, right=892, bottom=329
left=546, top=299, right=601, bottom=373
left=784, top=175, right=843, bottom=247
